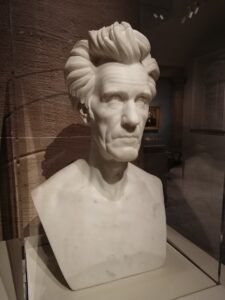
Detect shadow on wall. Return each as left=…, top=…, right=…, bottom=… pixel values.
left=41, top=124, right=91, bottom=179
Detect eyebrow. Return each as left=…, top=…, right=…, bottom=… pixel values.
left=136, top=92, right=152, bottom=99
left=101, top=91, right=128, bottom=100
left=101, top=91, right=151, bottom=100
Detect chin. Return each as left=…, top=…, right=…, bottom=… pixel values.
left=109, top=147, right=139, bottom=162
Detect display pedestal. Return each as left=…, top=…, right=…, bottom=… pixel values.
left=25, top=235, right=219, bottom=300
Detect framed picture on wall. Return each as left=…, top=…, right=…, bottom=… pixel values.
left=145, top=106, right=160, bottom=131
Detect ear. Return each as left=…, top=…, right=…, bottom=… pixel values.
left=78, top=103, right=89, bottom=124
left=78, top=102, right=94, bottom=124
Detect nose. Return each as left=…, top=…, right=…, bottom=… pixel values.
left=121, top=100, right=140, bottom=130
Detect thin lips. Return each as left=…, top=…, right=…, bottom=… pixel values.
left=115, top=136, right=140, bottom=143
left=116, top=135, right=139, bottom=139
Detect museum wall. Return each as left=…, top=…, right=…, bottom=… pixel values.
left=0, top=0, right=140, bottom=238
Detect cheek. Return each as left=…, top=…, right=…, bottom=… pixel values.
left=94, top=109, right=120, bottom=130
left=139, top=108, right=149, bottom=125
left=91, top=116, right=112, bottom=143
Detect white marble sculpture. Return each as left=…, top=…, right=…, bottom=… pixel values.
left=32, top=22, right=166, bottom=291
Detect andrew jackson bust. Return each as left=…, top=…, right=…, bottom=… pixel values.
left=32, top=22, right=166, bottom=291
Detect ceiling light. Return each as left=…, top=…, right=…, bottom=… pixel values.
left=194, top=5, right=199, bottom=14
left=188, top=10, right=193, bottom=18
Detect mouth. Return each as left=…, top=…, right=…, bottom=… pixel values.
left=114, top=136, right=140, bottom=145
left=116, top=134, right=139, bottom=139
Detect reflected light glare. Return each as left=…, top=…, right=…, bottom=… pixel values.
left=181, top=16, right=186, bottom=24
left=188, top=11, right=193, bottom=18
left=194, top=6, right=200, bottom=14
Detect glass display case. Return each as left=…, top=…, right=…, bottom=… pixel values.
left=0, top=0, right=225, bottom=299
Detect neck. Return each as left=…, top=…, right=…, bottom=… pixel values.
left=88, top=141, right=128, bottom=201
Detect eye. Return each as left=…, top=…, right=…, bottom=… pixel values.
left=136, top=95, right=151, bottom=108
left=102, top=93, right=124, bottom=107
left=108, top=94, right=122, bottom=102
left=136, top=95, right=151, bottom=103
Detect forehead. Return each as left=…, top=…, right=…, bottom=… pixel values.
left=96, top=63, right=150, bottom=94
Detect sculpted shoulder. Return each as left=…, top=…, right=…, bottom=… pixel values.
left=32, top=159, right=90, bottom=209
left=128, top=162, right=163, bottom=197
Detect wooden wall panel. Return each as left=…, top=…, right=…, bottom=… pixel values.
left=18, top=127, right=91, bottom=159
left=12, top=0, right=139, bottom=75
left=5, top=98, right=90, bottom=156
left=13, top=70, right=66, bottom=109
left=11, top=96, right=82, bottom=137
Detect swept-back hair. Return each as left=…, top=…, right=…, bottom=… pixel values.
left=64, top=22, right=159, bottom=109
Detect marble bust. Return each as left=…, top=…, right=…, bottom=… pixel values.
left=32, top=22, right=166, bottom=291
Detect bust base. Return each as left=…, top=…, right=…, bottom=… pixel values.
left=25, top=234, right=215, bottom=300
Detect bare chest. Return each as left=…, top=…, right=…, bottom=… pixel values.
left=34, top=185, right=166, bottom=290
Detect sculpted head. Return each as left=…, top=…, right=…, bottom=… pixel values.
left=65, top=22, right=159, bottom=162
